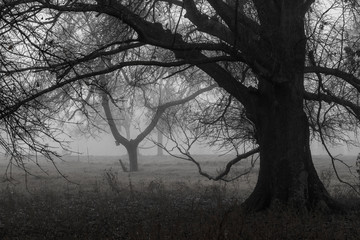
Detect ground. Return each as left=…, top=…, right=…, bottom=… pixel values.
left=0, top=154, right=359, bottom=239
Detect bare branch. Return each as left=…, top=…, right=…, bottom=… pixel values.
left=167, top=145, right=259, bottom=182
left=305, top=66, right=360, bottom=92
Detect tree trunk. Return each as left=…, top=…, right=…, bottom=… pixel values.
left=240, top=3, right=342, bottom=212
left=125, top=141, right=139, bottom=172
left=243, top=81, right=340, bottom=212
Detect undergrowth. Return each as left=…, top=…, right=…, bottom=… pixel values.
left=0, top=169, right=359, bottom=239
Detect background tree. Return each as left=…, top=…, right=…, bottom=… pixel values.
left=99, top=64, right=216, bottom=171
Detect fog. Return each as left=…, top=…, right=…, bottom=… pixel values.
left=68, top=133, right=220, bottom=157
left=311, top=140, right=360, bottom=156
left=67, top=133, right=360, bottom=157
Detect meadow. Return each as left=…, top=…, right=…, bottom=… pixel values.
left=0, top=154, right=359, bottom=239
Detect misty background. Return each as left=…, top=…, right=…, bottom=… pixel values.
left=68, top=133, right=360, bottom=156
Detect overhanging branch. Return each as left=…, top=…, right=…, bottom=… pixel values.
left=304, top=66, right=360, bottom=92
left=304, top=91, right=360, bottom=120
left=0, top=56, right=233, bottom=120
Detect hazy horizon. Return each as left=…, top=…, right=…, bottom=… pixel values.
left=67, top=133, right=360, bottom=157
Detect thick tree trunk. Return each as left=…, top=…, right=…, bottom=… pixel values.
left=125, top=141, right=139, bottom=172
left=243, top=82, right=340, bottom=212
left=240, top=2, right=342, bottom=212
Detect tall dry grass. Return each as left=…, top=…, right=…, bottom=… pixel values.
left=0, top=154, right=359, bottom=239
left=0, top=168, right=359, bottom=240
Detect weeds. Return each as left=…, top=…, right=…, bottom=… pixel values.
left=1, top=155, right=360, bottom=239
left=0, top=178, right=360, bottom=239
left=320, top=167, right=334, bottom=189
left=103, top=168, right=122, bottom=194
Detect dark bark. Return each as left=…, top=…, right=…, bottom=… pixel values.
left=243, top=83, right=339, bottom=211
left=126, top=141, right=139, bottom=172
left=239, top=2, right=341, bottom=211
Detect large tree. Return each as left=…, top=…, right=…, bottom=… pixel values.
left=2, top=0, right=360, bottom=211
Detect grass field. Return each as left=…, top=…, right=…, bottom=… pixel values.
left=0, top=154, right=359, bottom=239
